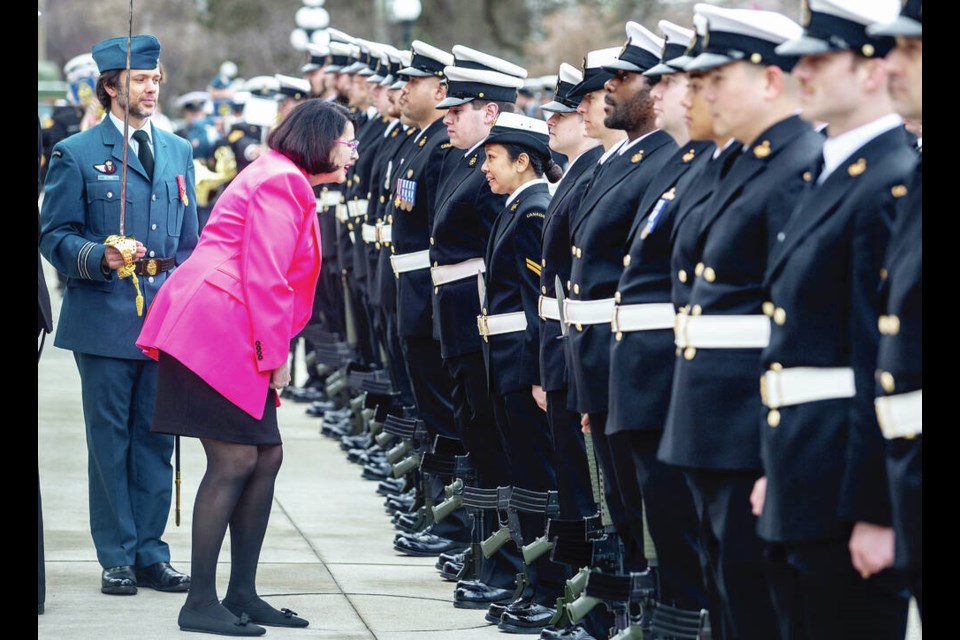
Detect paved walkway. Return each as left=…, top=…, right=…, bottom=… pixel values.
left=37, top=268, right=921, bottom=639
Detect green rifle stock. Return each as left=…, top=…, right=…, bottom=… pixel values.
left=375, top=430, right=394, bottom=448
left=480, top=526, right=511, bottom=558
left=566, top=593, right=603, bottom=623
left=385, top=440, right=412, bottom=464
left=609, top=626, right=644, bottom=640
left=522, top=534, right=553, bottom=564
left=392, top=452, right=421, bottom=478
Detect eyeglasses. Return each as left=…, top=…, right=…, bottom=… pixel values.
left=334, top=139, right=360, bottom=151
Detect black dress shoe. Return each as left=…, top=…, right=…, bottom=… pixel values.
left=394, top=532, right=468, bottom=557
left=222, top=597, right=309, bottom=628
left=499, top=603, right=556, bottom=634
left=377, top=478, right=408, bottom=497
left=101, top=565, right=137, bottom=595
left=538, top=625, right=597, bottom=640
left=178, top=603, right=265, bottom=636
left=439, top=560, right=464, bottom=581
left=136, top=562, right=190, bottom=592
left=487, top=597, right=532, bottom=624
left=453, top=580, right=514, bottom=609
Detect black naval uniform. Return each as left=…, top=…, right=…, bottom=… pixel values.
left=374, top=125, right=421, bottom=407
left=431, top=144, right=511, bottom=488
left=607, top=140, right=714, bottom=611
left=388, top=117, right=457, bottom=439
left=314, top=181, right=347, bottom=337
left=345, top=112, right=390, bottom=366
left=758, top=123, right=915, bottom=640
left=366, top=120, right=416, bottom=406
left=566, top=130, right=674, bottom=572
left=661, top=139, right=740, bottom=637
left=480, top=179, right=564, bottom=604
left=428, top=142, right=523, bottom=586
left=538, top=146, right=603, bottom=520
left=660, top=115, right=823, bottom=640
left=877, top=153, right=922, bottom=616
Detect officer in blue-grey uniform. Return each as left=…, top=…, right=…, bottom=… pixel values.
left=39, top=34, right=197, bottom=595
left=565, top=22, right=676, bottom=576
left=753, top=3, right=915, bottom=638
left=658, top=6, right=823, bottom=639
left=605, top=20, right=711, bottom=614
left=869, top=0, right=922, bottom=616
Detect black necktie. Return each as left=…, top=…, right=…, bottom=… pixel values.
left=132, top=129, right=154, bottom=180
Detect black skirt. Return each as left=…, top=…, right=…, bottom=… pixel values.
left=151, top=352, right=281, bottom=445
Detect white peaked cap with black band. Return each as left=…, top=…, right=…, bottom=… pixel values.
left=604, top=21, right=664, bottom=73
left=685, top=4, right=804, bottom=72
left=776, top=0, right=900, bottom=58
left=275, top=74, right=311, bottom=100
left=399, top=40, right=454, bottom=78
left=542, top=63, right=584, bottom=113
left=568, top=47, right=621, bottom=98
left=437, top=67, right=526, bottom=108
left=645, top=21, right=695, bottom=77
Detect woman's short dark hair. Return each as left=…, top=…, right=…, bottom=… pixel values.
left=503, top=143, right=564, bottom=183
left=267, top=99, right=353, bottom=174
left=96, top=70, right=122, bottom=110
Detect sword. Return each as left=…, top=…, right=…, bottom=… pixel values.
left=555, top=275, right=568, bottom=337
left=103, top=0, right=144, bottom=316
left=556, top=275, right=611, bottom=527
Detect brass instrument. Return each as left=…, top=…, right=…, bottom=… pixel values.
left=194, top=145, right=238, bottom=206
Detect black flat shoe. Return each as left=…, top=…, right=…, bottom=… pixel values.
left=101, top=566, right=137, bottom=595
left=222, top=597, right=310, bottom=628
left=136, top=562, right=191, bottom=592
left=453, top=580, right=514, bottom=609
left=178, top=603, right=265, bottom=637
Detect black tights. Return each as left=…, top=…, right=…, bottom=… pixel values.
left=184, top=439, right=283, bottom=610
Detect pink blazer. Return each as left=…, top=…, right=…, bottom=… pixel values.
left=137, top=150, right=321, bottom=419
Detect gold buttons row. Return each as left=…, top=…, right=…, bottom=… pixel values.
left=878, top=315, right=900, bottom=336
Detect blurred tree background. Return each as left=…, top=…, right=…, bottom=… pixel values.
left=38, top=0, right=796, bottom=107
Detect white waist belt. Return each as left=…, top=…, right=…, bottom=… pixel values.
left=379, top=224, right=393, bottom=243
left=563, top=298, right=615, bottom=325
left=477, top=311, right=527, bottom=339
left=675, top=314, right=771, bottom=349
left=390, top=250, right=431, bottom=275
left=611, top=303, right=675, bottom=333
left=335, top=203, right=349, bottom=223
left=318, top=191, right=341, bottom=207
left=538, top=296, right=561, bottom=321
left=760, top=367, right=855, bottom=409
left=347, top=199, right=369, bottom=218
left=431, top=257, right=486, bottom=286
left=361, top=224, right=378, bottom=243
left=876, top=390, right=922, bottom=440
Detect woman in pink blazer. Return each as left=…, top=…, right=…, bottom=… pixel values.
left=137, top=100, right=356, bottom=637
